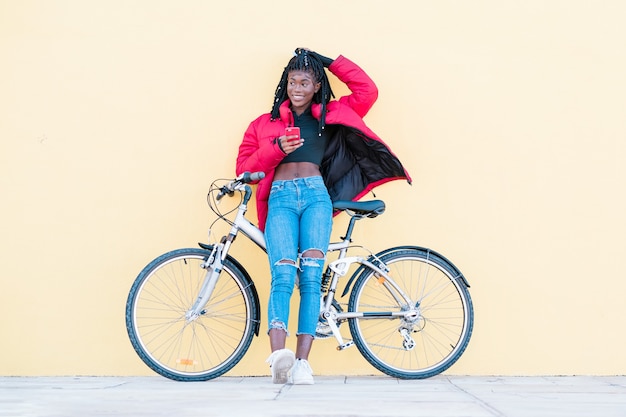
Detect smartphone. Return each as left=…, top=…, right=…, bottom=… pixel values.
left=285, top=127, right=301, bottom=142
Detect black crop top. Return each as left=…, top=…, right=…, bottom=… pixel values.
left=280, top=107, right=331, bottom=166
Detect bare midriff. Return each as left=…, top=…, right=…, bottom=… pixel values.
left=273, top=162, right=321, bottom=181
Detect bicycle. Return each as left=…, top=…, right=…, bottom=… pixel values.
left=125, top=172, right=473, bottom=381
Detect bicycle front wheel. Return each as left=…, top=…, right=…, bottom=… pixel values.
left=125, top=248, right=259, bottom=381
left=348, top=248, right=473, bottom=379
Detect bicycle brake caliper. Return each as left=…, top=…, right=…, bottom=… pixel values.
left=328, top=257, right=362, bottom=277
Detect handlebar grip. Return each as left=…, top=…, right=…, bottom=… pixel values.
left=240, top=171, right=265, bottom=183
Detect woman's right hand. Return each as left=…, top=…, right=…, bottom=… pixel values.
left=278, top=134, right=304, bottom=154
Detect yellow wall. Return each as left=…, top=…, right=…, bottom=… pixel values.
left=2, top=0, right=625, bottom=376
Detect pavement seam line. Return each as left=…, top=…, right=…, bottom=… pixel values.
left=273, top=382, right=293, bottom=400
left=447, top=377, right=506, bottom=417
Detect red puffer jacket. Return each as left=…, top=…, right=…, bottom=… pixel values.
left=236, top=55, right=411, bottom=230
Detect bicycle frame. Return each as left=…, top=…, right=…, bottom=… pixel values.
left=189, top=183, right=418, bottom=350
left=127, top=173, right=473, bottom=381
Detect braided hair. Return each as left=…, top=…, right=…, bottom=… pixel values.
left=270, top=49, right=335, bottom=135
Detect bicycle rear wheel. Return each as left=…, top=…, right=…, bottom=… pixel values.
left=125, top=248, right=259, bottom=381
left=348, top=248, right=473, bottom=379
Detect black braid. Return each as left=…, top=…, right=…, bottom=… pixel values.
left=270, top=49, right=335, bottom=135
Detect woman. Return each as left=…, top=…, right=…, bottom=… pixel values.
left=236, top=48, right=411, bottom=385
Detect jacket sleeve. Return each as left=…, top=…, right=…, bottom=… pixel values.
left=328, top=55, right=378, bottom=118
left=236, top=116, right=285, bottom=177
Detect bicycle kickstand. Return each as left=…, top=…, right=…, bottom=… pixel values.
left=322, top=310, right=354, bottom=351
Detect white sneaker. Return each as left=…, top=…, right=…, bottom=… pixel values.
left=265, top=349, right=295, bottom=384
left=290, top=359, right=314, bottom=385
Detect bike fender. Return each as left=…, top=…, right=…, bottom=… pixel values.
left=340, top=245, right=470, bottom=297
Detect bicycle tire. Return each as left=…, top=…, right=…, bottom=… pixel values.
left=348, top=248, right=473, bottom=379
left=125, top=248, right=259, bottom=381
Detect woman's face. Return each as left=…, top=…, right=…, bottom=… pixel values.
left=287, top=70, right=320, bottom=114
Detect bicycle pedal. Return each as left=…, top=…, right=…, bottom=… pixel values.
left=336, top=341, right=354, bottom=351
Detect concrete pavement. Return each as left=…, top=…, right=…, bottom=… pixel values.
left=1, top=375, right=625, bottom=417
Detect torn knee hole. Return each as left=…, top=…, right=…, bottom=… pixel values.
left=275, top=258, right=297, bottom=266
left=302, top=249, right=324, bottom=258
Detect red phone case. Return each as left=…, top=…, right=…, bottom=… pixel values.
left=285, top=127, right=300, bottom=141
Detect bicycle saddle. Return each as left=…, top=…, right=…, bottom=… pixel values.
left=332, top=200, right=386, bottom=218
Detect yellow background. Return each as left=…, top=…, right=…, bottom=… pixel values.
left=1, top=0, right=625, bottom=376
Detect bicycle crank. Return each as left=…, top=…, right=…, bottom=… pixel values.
left=315, top=299, right=343, bottom=339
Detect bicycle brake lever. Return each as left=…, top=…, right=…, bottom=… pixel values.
left=217, top=172, right=262, bottom=201
left=216, top=185, right=233, bottom=201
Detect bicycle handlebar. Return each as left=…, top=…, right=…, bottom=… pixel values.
left=216, top=171, right=265, bottom=201
left=238, top=171, right=265, bottom=183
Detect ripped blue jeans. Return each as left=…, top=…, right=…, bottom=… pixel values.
left=265, top=176, right=333, bottom=337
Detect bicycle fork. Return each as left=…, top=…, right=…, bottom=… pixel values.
left=185, top=244, right=224, bottom=322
